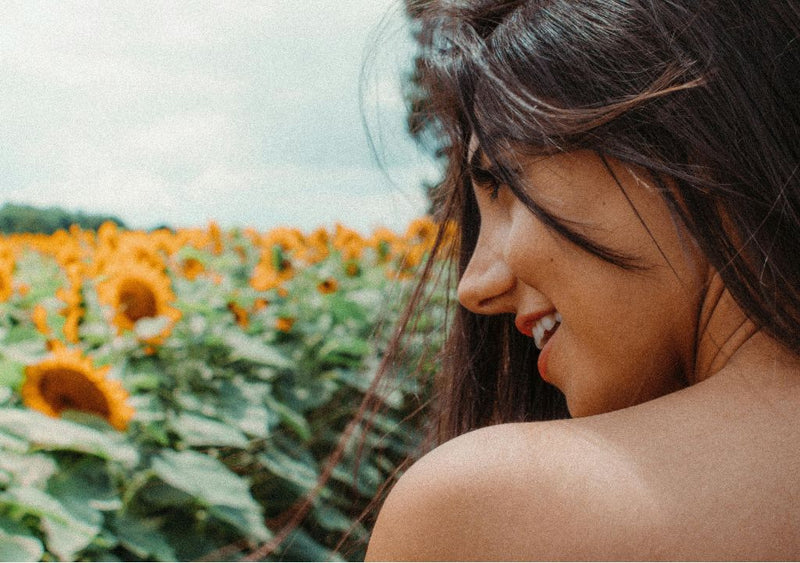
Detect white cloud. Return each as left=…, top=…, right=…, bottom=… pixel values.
left=0, top=0, right=429, bottom=235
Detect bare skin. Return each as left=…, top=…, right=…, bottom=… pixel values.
left=366, top=339, right=800, bottom=559
left=366, top=150, right=800, bottom=560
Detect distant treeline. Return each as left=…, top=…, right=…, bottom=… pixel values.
left=0, top=203, right=127, bottom=234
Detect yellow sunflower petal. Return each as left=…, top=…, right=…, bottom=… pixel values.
left=0, top=263, right=14, bottom=302
left=22, top=347, right=134, bottom=431
left=96, top=262, right=181, bottom=339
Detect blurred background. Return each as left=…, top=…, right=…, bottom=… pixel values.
left=1, top=0, right=434, bottom=233
left=0, top=2, right=447, bottom=561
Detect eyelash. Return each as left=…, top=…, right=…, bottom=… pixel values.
left=470, top=167, right=503, bottom=200
left=485, top=182, right=502, bottom=201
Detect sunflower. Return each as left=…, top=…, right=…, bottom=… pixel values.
left=92, top=237, right=165, bottom=277
left=117, top=234, right=167, bottom=271
left=404, top=216, right=439, bottom=247
left=0, top=243, right=15, bottom=264
left=96, top=262, right=181, bottom=340
left=97, top=221, right=120, bottom=251
left=297, top=227, right=330, bottom=264
left=317, top=277, right=339, bottom=294
left=56, top=244, right=83, bottom=269
left=369, top=227, right=403, bottom=263
left=249, top=257, right=294, bottom=293
left=275, top=316, right=295, bottom=333
left=333, top=224, right=365, bottom=261
left=388, top=244, right=428, bottom=280
left=0, top=261, right=14, bottom=302
left=56, top=285, right=83, bottom=311
left=62, top=307, right=83, bottom=344
left=22, top=346, right=134, bottom=431
left=228, top=301, right=250, bottom=329
left=208, top=221, right=224, bottom=255
left=263, top=226, right=305, bottom=254
left=32, top=304, right=52, bottom=337
left=344, top=261, right=360, bottom=277
left=234, top=244, right=248, bottom=263
left=398, top=244, right=427, bottom=271
left=180, top=257, right=205, bottom=280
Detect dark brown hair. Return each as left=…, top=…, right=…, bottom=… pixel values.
left=402, top=0, right=800, bottom=443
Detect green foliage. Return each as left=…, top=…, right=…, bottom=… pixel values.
left=0, top=224, right=446, bottom=561
left=0, top=202, right=126, bottom=234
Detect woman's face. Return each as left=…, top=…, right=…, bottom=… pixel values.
left=457, top=148, right=709, bottom=417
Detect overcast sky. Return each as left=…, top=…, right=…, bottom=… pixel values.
left=0, top=1, right=436, bottom=233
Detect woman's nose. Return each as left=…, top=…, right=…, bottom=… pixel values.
left=457, top=238, right=516, bottom=315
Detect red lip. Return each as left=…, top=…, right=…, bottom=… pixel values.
left=514, top=309, right=556, bottom=337
left=537, top=334, right=556, bottom=383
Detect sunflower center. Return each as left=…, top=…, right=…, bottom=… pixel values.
left=39, top=368, right=111, bottom=417
left=118, top=279, right=158, bottom=322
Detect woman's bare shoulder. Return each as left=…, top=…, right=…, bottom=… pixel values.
left=366, top=372, right=800, bottom=561
left=365, top=419, right=661, bottom=561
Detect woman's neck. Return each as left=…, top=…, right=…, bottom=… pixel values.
left=692, top=272, right=762, bottom=384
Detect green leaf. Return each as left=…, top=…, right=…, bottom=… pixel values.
left=333, top=367, right=405, bottom=408
left=171, top=412, right=250, bottom=448
left=328, top=295, right=368, bottom=324
left=151, top=449, right=261, bottom=511
left=126, top=371, right=162, bottom=391
left=48, top=458, right=121, bottom=517
left=133, top=315, right=171, bottom=340
left=0, top=526, right=44, bottom=562
left=347, top=287, right=385, bottom=311
left=313, top=503, right=359, bottom=534
left=3, top=326, right=43, bottom=346
left=264, top=395, right=311, bottom=441
left=257, top=447, right=319, bottom=492
left=278, top=527, right=344, bottom=562
left=287, top=378, right=338, bottom=412
left=208, top=504, right=271, bottom=542
left=331, top=459, right=383, bottom=497
left=0, top=408, right=138, bottom=466
left=318, top=335, right=371, bottom=366
left=0, top=339, right=46, bottom=365
left=216, top=381, right=279, bottom=438
left=0, top=357, right=24, bottom=389
left=110, top=512, right=177, bottom=561
left=0, top=451, right=57, bottom=487
left=222, top=331, right=293, bottom=368
left=324, top=335, right=371, bottom=358
left=0, top=486, right=99, bottom=560
left=149, top=450, right=272, bottom=541
left=137, top=481, right=195, bottom=509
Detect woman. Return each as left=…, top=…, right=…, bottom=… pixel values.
left=366, top=0, right=800, bottom=560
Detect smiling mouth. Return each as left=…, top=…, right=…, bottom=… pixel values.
left=531, top=312, right=562, bottom=350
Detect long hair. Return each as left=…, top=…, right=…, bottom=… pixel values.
left=403, top=0, right=800, bottom=444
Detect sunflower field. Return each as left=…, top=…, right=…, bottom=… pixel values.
left=0, top=218, right=448, bottom=561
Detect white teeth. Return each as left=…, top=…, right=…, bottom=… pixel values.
left=532, top=312, right=562, bottom=350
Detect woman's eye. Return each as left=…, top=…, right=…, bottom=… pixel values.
left=470, top=166, right=503, bottom=201
left=485, top=181, right=501, bottom=200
